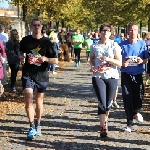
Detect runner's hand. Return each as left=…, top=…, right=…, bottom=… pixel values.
left=91, top=66, right=97, bottom=72
left=37, top=56, right=47, bottom=63
left=122, top=61, right=129, bottom=67
left=137, top=57, right=143, bottom=64
left=20, top=56, right=25, bottom=64
left=97, top=56, right=110, bottom=62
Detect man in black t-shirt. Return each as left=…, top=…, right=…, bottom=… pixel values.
left=19, top=18, right=58, bottom=140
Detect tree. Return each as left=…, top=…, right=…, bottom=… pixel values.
left=1, top=0, right=150, bottom=31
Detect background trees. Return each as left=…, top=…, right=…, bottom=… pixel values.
left=0, top=0, right=150, bottom=31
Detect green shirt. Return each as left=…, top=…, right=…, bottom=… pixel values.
left=84, top=38, right=93, bottom=51
left=72, top=34, right=84, bottom=48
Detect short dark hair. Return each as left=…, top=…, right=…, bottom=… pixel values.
left=127, top=22, right=137, bottom=31
left=99, top=23, right=115, bottom=39
left=99, top=23, right=114, bottom=32
left=30, top=17, right=42, bottom=25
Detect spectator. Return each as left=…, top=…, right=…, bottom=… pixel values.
left=0, top=25, right=8, bottom=86
left=43, top=30, right=48, bottom=37
left=0, top=41, right=6, bottom=96
left=6, top=29, right=20, bottom=92
left=49, top=33, right=60, bottom=74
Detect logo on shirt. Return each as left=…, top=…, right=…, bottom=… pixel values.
left=98, top=63, right=112, bottom=73
left=27, top=45, right=41, bottom=66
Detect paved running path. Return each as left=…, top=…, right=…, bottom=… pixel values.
left=0, top=58, right=150, bottom=150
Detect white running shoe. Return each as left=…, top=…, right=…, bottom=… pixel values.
left=52, top=71, right=57, bottom=74
left=124, top=126, right=132, bottom=133
left=134, top=113, right=143, bottom=122
left=112, top=101, right=119, bottom=108
left=55, top=65, right=59, bottom=68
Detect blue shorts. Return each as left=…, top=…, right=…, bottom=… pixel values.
left=22, top=76, right=48, bottom=93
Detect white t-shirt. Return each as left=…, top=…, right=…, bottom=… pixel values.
left=90, top=40, right=122, bottom=79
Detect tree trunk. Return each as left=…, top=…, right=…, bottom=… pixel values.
left=148, top=18, right=150, bottom=32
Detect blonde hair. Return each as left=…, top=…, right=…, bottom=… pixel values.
left=51, top=33, right=59, bottom=43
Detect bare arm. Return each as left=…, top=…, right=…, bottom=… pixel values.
left=45, top=57, right=58, bottom=64
left=142, top=59, right=148, bottom=64
left=90, top=56, right=95, bottom=67
left=107, top=50, right=122, bottom=67
left=137, top=57, right=148, bottom=64
left=38, top=56, right=58, bottom=64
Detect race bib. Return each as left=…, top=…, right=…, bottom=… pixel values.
left=28, top=54, right=41, bottom=66
left=125, top=56, right=137, bottom=66
left=97, top=63, right=112, bottom=73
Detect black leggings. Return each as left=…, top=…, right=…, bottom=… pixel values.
left=92, top=77, right=118, bottom=115
left=9, top=64, right=19, bottom=88
left=74, top=48, right=81, bottom=63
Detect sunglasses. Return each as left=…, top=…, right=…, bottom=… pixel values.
left=33, top=24, right=41, bottom=27
left=102, top=29, right=110, bottom=32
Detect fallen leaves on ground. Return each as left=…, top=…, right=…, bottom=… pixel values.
left=0, top=61, right=70, bottom=120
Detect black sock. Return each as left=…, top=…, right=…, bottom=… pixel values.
left=29, top=121, right=35, bottom=128
left=35, top=120, right=40, bottom=127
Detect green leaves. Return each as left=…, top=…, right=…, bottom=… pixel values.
left=0, top=0, right=150, bottom=29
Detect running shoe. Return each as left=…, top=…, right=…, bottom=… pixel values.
left=112, top=101, right=119, bottom=108
left=11, top=87, right=16, bottom=92
left=52, top=71, right=57, bottom=74
left=36, top=126, right=42, bottom=136
left=75, top=63, right=79, bottom=67
left=124, top=126, right=132, bottom=133
left=100, top=125, right=107, bottom=138
left=27, top=127, right=36, bottom=140
left=78, top=61, right=81, bottom=66
left=134, top=113, right=143, bottom=122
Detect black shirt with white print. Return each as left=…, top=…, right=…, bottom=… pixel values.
left=19, top=35, right=57, bottom=82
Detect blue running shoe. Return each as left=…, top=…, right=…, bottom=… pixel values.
left=75, top=63, right=78, bottom=67
left=78, top=61, right=81, bottom=66
left=36, top=126, right=42, bottom=136
left=27, top=127, right=36, bottom=140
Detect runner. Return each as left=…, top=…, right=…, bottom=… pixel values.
left=84, top=33, right=93, bottom=64
left=19, top=18, right=58, bottom=140
left=90, top=23, right=122, bottom=137
left=120, top=22, right=149, bottom=132
left=91, top=31, right=100, bottom=44
left=72, top=29, right=84, bottom=66
left=144, top=32, right=150, bottom=86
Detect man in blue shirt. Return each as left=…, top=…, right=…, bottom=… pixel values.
left=120, top=23, right=149, bottom=133
left=114, top=35, right=122, bottom=44
left=91, top=32, right=100, bottom=44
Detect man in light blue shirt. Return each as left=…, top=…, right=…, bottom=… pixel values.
left=120, top=23, right=149, bottom=133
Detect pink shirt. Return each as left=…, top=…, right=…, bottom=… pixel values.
left=0, top=41, right=6, bottom=79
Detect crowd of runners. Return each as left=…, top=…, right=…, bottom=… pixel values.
left=0, top=18, right=150, bottom=139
